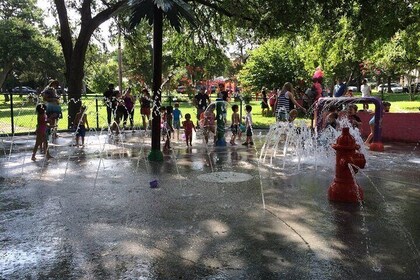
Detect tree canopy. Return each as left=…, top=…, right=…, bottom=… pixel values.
left=1, top=0, right=418, bottom=100
left=0, top=0, right=63, bottom=90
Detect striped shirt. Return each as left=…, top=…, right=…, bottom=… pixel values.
left=276, top=91, right=290, bottom=116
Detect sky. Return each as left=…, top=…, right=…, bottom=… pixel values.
left=36, top=0, right=56, bottom=27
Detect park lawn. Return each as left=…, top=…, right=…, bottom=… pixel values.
left=1, top=91, right=419, bottom=134
left=354, top=91, right=420, bottom=113
left=387, top=101, right=420, bottom=112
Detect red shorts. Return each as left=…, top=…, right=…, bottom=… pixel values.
left=141, top=107, right=150, bottom=117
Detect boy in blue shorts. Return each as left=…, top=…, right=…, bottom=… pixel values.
left=73, top=105, right=89, bottom=147
left=172, top=103, right=182, bottom=140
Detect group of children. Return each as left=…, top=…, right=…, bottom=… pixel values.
left=322, top=101, right=391, bottom=146
left=323, top=104, right=362, bottom=130
left=159, top=102, right=255, bottom=149
left=32, top=103, right=89, bottom=161
left=32, top=96, right=390, bottom=160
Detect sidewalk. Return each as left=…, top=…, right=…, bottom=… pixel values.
left=1, top=131, right=419, bottom=279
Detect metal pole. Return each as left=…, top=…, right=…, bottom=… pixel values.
left=239, top=99, right=243, bottom=120
left=95, top=97, right=99, bottom=130
left=118, top=24, right=123, bottom=93
left=10, top=92, right=14, bottom=135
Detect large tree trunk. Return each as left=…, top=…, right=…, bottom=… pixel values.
left=65, top=25, right=93, bottom=128
left=54, top=0, right=126, bottom=128
left=66, top=57, right=85, bottom=128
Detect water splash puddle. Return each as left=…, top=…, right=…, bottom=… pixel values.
left=408, top=158, right=420, bottom=164
left=197, top=172, right=253, bottom=183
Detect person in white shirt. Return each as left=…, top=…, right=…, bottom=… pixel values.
left=360, top=79, right=371, bottom=110
left=242, top=105, right=254, bottom=146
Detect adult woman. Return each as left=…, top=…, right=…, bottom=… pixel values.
left=123, top=87, right=135, bottom=129
left=260, top=88, right=269, bottom=116
left=42, top=79, right=62, bottom=139
left=140, top=88, right=151, bottom=130
left=111, top=90, right=125, bottom=134
left=274, top=82, right=306, bottom=122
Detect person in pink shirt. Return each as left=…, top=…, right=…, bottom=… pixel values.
left=312, top=67, right=325, bottom=102
left=202, top=104, right=216, bottom=144
left=31, top=104, right=53, bottom=161
left=182, top=113, right=196, bottom=146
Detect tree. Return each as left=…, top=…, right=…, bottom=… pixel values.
left=86, top=59, right=119, bottom=94
left=165, top=31, right=230, bottom=81
left=46, top=0, right=419, bottom=129
left=122, top=21, right=154, bottom=85
left=129, top=0, right=196, bottom=161
left=0, top=19, right=37, bottom=88
left=369, top=27, right=420, bottom=100
left=0, top=0, right=59, bottom=89
left=0, top=0, right=43, bottom=22
left=238, top=37, right=306, bottom=91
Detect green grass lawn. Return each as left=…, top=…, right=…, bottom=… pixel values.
left=0, top=91, right=419, bottom=135
left=354, top=91, right=420, bottom=113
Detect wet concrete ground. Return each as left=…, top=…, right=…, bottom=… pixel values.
left=0, top=130, right=419, bottom=279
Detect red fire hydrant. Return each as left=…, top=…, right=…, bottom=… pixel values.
left=328, top=127, right=366, bottom=203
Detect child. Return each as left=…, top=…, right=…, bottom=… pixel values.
left=160, top=107, right=167, bottom=141
left=163, top=105, right=174, bottom=150
left=347, top=104, right=362, bottom=128
left=323, top=105, right=338, bottom=129
left=230, top=104, right=240, bottom=145
left=365, top=101, right=391, bottom=145
left=202, top=105, right=216, bottom=144
left=268, top=89, right=277, bottom=116
left=73, top=105, right=89, bottom=147
left=344, top=89, right=354, bottom=97
left=288, top=109, right=298, bottom=122
left=31, top=104, right=52, bottom=161
left=242, top=105, right=254, bottom=146
left=172, top=103, right=182, bottom=140
left=182, top=113, right=196, bottom=146
left=326, top=112, right=339, bottom=129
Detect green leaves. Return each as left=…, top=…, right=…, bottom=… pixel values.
left=238, top=38, right=307, bottom=91
left=0, top=17, right=64, bottom=88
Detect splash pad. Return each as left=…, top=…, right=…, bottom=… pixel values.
left=0, top=118, right=419, bottom=278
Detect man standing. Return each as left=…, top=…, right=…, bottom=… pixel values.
left=360, top=79, right=371, bottom=110
left=194, top=86, right=210, bottom=127
left=103, top=83, right=115, bottom=125
left=334, top=78, right=346, bottom=98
